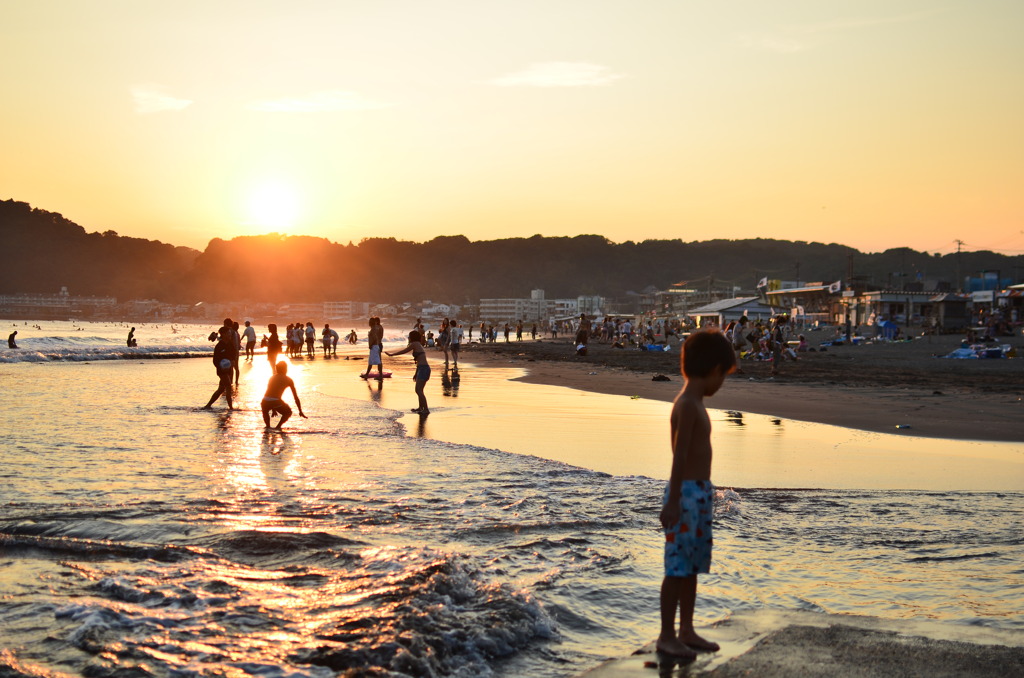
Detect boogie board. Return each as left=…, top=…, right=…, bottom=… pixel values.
left=360, top=371, right=392, bottom=379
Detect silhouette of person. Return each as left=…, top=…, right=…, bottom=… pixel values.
left=8, top=330, right=18, bottom=349
left=127, top=327, right=137, bottom=347
left=202, top=327, right=236, bottom=410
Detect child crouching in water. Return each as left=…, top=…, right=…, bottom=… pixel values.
left=657, top=330, right=735, bottom=658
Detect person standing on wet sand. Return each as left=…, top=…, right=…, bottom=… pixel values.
left=657, top=330, right=735, bottom=659
left=438, top=317, right=451, bottom=366
left=363, top=317, right=385, bottom=378
left=304, top=322, right=316, bottom=358
left=266, top=323, right=283, bottom=365
left=261, top=361, right=307, bottom=430
left=242, top=321, right=257, bottom=360
left=449, top=321, right=464, bottom=367
left=386, top=329, right=431, bottom=415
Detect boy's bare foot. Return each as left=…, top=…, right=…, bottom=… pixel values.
left=679, top=630, right=720, bottom=652
left=655, top=636, right=697, bottom=659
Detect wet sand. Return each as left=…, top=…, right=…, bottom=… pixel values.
left=577, top=610, right=1024, bottom=678
left=453, top=334, right=1023, bottom=442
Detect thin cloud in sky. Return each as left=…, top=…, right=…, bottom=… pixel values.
left=735, top=34, right=807, bottom=54
left=132, top=85, right=192, bottom=113
left=245, top=90, right=391, bottom=113
left=737, top=9, right=947, bottom=53
left=788, top=9, right=950, bottom=35
left=490, top=62, right=623, bottom=87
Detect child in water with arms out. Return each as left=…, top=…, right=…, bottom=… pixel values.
left=386, top=330, right=430, bottom=414
left=657, top=330, right=735, bottom=659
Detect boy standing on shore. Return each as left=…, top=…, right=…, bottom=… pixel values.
left=657, top=331, right=735, bottom=658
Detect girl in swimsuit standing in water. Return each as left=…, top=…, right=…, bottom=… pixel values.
left=387, top=330, right=431, bottom=415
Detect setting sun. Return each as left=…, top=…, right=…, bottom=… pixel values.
left=244, top=180, right=303, bottom=232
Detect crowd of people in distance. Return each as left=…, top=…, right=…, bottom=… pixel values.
left=270, top=321, right=342, bottom=358
left=723, top=315, right=798, bottom=376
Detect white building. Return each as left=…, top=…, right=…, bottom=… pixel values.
left=324, top=301, right=371, bottom=319
left=479, top=289, right=581, bottom=323
left=577, top=295, right=603, bottom=317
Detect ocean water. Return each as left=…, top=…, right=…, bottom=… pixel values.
left=1, top=321, right=1022, bottom=677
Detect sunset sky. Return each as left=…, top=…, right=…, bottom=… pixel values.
left=2, top=1, right=1022, bottom=256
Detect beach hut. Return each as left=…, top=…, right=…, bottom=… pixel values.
left=928, top=293, right=970, bottom=331
left=687, top=297, right=773, bottom=328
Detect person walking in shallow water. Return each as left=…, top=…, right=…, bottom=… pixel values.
left=202, top=327, right=236, bottom=410
left=8, top=330, right=18, bottom=349
left=387, top=330, right=431, bottom=415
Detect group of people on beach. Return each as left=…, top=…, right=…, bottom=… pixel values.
left=200, top=314, right=440, bottom=423
left=201, top=318, right=306, bottom=430
left=723, top=314, right=797, bottom=376
left=194, top=314, right=740, bottom=659
left=278, top=321, right=342, bottom=358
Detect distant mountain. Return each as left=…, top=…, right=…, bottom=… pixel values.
left=1, top=199, right=1016, bottom=304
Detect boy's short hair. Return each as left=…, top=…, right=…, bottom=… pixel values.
left=681, top=330, right=736, bottom=378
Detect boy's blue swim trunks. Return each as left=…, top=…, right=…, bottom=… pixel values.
left=663, top=479, right=714, bottom=577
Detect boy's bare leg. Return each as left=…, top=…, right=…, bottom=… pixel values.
left=657, top=577, right=697, bottom=658
left=276, top=409, right=291, bottom=429
left=675, top=575, right=720, bottom=651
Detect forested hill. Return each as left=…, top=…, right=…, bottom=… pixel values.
left=1, top=199, right=1015, bottom=303
left=0, top=200, right=199, bottom=299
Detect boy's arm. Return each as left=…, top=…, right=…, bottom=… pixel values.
left=289, top=382, right=307, bottom=418
left=660, top=398, right=696, bottom=529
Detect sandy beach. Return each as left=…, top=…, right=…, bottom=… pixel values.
left=577, top=609, right=1024, bottom=678
left=454, top=333, right=1023, bottom=443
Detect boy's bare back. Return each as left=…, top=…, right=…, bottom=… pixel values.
left=670, top=390, right=713, bottom=481
left=265, top=374, right=294, bottom=400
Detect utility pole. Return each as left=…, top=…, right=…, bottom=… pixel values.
left=955, top=239, right=965, bottom=292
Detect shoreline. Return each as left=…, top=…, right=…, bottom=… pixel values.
left=576, top=609, right=1024, bottom=678
left=454, top=334, right=1023, bottom=443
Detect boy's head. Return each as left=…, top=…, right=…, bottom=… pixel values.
left=408, top=330, right=421, bottom=343
left=276, top=361, right=288, bottom=375
left=681, top=330, right=736, bottom=389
